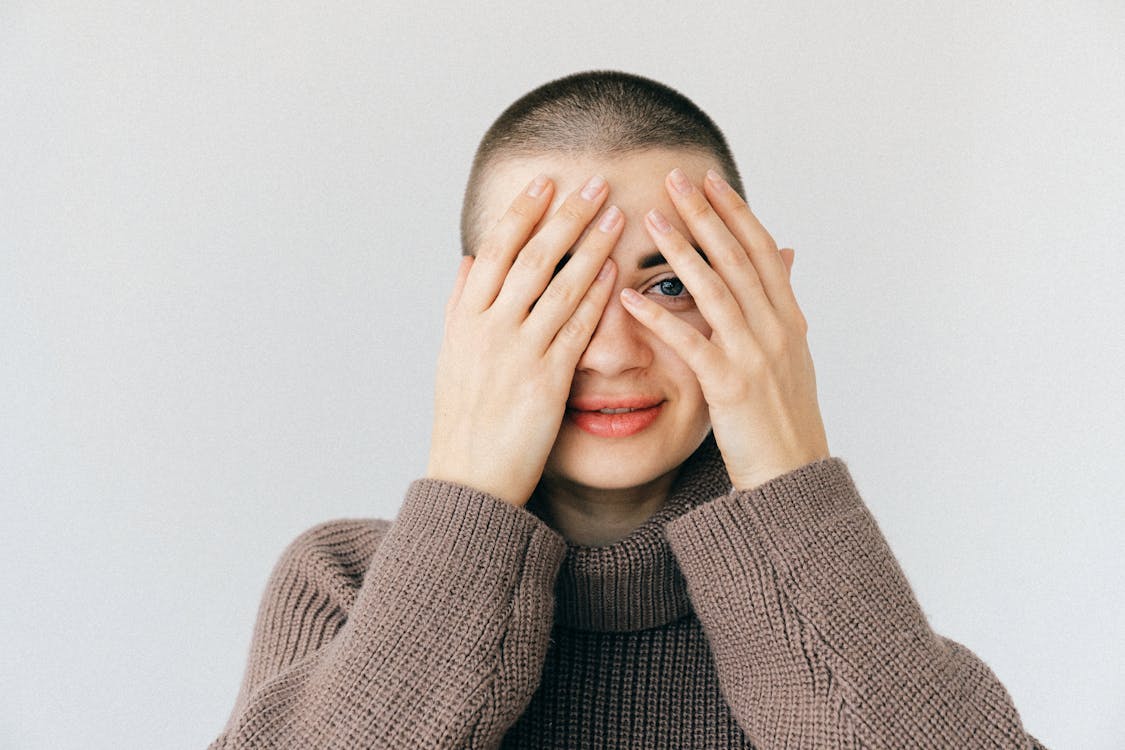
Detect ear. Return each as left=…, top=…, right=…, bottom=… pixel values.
left=779, top=248, right=795, bottom=281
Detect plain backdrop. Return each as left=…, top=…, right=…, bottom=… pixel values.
left=2, top=2, right=1122, bottom=748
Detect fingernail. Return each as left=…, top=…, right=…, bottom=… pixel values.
left=596, top=257, right=614, bottom=280
left=527, top=173, right=549, bottom=197
left=597, top=205, right=622, bottom=233
left=581, top=174, right=607, bottom=200
left=646, top=208, right=672, bottom=234
left=706, top=169, right=730, bottom=191
left=668, top=168, right=693, bottom=195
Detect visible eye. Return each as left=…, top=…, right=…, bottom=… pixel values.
left=644, top=275, right=693, bottom=306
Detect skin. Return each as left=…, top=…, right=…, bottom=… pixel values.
left=427, top=147, right=829, bottom=546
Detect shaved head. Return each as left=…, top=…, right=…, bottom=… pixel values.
left=460, top=70, right=745, bottom=256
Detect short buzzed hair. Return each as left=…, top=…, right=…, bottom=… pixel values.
left=460, top=70, right=745, bottom=256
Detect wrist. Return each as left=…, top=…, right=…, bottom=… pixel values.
left=424, top=461, right=531, bottom=508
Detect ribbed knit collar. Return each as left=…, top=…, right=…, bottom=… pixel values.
left=530, top=433, right=732, bottom=633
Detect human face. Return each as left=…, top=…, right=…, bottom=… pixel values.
left=475, top=149, right=718, bottom=492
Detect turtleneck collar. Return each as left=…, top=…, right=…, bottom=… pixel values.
left=530, top=433, right=732, bottom=632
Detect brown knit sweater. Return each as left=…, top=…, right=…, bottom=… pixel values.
left=209, top=435, right=1045, bottom=748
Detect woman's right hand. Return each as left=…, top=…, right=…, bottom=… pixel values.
left=425, top=173, right=624, bottom=507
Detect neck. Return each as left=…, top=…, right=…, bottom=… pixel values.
left=531, top=467, right=682, bottom=547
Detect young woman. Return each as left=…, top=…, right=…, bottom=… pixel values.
left=210, top=71, right=1045, bottom=749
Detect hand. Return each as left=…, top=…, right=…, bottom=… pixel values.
left=426, top=174, right=624, bottom=507
left=619, top=167, right=830, bottom=490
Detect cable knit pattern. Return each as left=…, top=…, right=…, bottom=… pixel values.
left=210, top=435, right=1047, bottom=749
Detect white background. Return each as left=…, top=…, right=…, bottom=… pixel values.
left=2, top=2, right=1122, bottom=748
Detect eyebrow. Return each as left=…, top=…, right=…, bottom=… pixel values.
left=638, top=247, right=710, bottom=269
left=554, top=248, right=708, bottom=276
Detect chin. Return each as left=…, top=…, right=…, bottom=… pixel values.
left=543, top=422, right=711, bottom=491
left=545, top=455, right=676, bottom=491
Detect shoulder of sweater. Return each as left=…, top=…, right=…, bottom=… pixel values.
left=286, top=515, right=393, bottom=552
left=284, top=516, right=394, bottom=565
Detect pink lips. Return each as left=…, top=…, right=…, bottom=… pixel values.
left=564, top=396, right=665, bottom=438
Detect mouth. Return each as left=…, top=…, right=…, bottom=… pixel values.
left=566, top=396, right=664, bottom=412
left=564, top=397, right=665, bottom=438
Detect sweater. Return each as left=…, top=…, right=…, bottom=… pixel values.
left=209, top=434, right=1046, bottom=749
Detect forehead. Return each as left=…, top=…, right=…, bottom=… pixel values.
left=477, top=148, right=715, bottom=250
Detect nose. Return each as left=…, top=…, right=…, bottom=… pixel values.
left=575, top=293, right=653, bottom=376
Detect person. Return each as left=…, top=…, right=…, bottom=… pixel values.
left=209, top=71, right=1046, bottom=749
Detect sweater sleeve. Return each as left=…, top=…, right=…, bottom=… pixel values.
left=209, top=478, right=568, bottom=749
left=663, top=457, right=1046, bottom=750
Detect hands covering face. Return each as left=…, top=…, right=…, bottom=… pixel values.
left=426, top=165, right=830, bottom=507
left=619, top=168, right=830, bottom=490
left=427, top=173, right=622, bottom=507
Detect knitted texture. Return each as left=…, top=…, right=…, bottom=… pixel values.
left=210, top=435, right=1046, bottom=749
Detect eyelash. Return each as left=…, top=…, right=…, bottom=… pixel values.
left=643, top=276, right=693, bottom=306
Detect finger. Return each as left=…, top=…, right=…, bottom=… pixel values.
left=618, top=286, right=724, bottom=380
left=492, top=174, right=609, bottom=318
left=523, top=204, right=624, bottom=346
left=545, top=257, right=617, bottom=364
left=780, top=248, right=794, bottom=281
left=445, top=256, right=474, bottom=321
left=702, top=170, right=805, bottom=326
left=643, top=207, right=749, bottom=338
left=459, top=174, right=555, bottom=313
left=664, top=167, right=770, bottom=322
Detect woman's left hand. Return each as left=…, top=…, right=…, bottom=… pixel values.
left=620, top=167, right=830, bottom=491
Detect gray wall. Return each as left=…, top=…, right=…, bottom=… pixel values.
left=2, top=2, right=1122, bottom=748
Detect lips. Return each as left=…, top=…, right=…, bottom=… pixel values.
left=566, top=396, right=664, bottom=412
left=564, top=396, right=665, bottom=438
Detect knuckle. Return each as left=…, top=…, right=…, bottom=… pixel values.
left=716, top=241, right=750, bottom=267
left=506, top=199, right=534, bottom=222
left=506, top=192, right=546, bottom=225
left=539, top=279, right=575, bottom=308
left=685, top=199, right=712, bottom=220
left=731, top=200, right=755, bottom=222
left=511, top=247, right=551, bottom=272
left=728, top=188, right=750, bottom=209
left=794, top=311, right=809, bottom=336
left=557, top=314, right=589, bottom=343
left=556, top=198, right=591, bottom=224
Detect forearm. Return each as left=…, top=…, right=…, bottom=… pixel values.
left=665, top=457, right=1040, bottom=749
left=212, top=479, right=567, bottom=749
